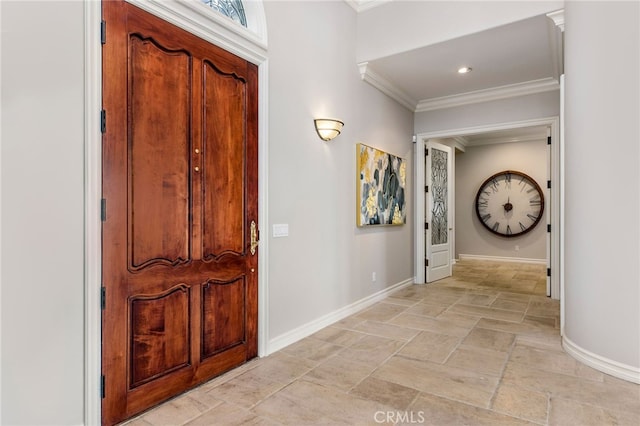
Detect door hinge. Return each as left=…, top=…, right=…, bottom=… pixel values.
left=547, top=180, right=551, bottom=189
left=547, top=268, right=551, bottom=277
left=425, top=222, right=429, bottom=230
left=425, top=185, right=429, bottom=193
left=101, top=198, right=107, bottom=222
left=425, top=149, right=429, bottom=157
left=100, top=110, right=106, bottom=133
left=101, top=375, right=105, bottom=399
left=547, top=224, right=551, bottom=233
left=101, top=287, right=106, bottom=310
left=425, top=258, right=429, bottom=267
left=547, top=136, right=551, bottom=145
left=101, top=20, right=106, bottom=44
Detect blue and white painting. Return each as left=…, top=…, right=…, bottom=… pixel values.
left=357, top=143, right=406, bottom=226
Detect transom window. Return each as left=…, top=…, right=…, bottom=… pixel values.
left=200, top=0, right=247, bottom=27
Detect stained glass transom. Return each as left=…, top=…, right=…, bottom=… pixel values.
left=201, top=0, right=247, bottom=27
left=431, top=148, right=448, bottom=245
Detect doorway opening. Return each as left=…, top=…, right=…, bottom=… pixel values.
left=414, top=117, right=560, bottom=302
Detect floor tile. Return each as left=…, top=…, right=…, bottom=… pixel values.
left=491, top=382, right=549, bottom=424
left=549, top=397, right=640, bottom=426
left=352, top=320, right=421, bottom=341
left=397, top=330, right=460, bottom=363
left=204, top=369, right=285, bottom=409
left=302, top=354, right=376, bottom=392
left=355, top=302, right=408, bottom=322
left=349, top=377, right=419, bottom=411
left=338, top=334, right=406, bottom=365
left=449, top=303, right=525, bottom=322
left=445, top=345, right=509, bottom=377
left=372, top=355, right=500, bottom=408
left=186, top=401, right=277, bottom=426
left=389, top=313, right=473, bottom=337
left=281, top=337, right=345, bottom=362
left=404, top=302, right=447, bottom=317
left=406, top=392, right=535, bottom=425
left=310, top=326, right=366, bottom=347
left=462, top=327, right=516, bottom=353
left=253, top=380, right=393, bottom=425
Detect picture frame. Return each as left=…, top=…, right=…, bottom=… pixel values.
left=356, top=143, right=406, bottom=226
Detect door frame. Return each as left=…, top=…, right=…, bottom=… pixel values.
left=84, top=1, right=269, bottom=424
left=414, top=116, right=561, bottom=300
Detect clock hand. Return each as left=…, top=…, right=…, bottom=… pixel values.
left=503, top=197, right=514, bottom=212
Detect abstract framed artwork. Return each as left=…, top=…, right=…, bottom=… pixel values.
left=356, top=143, right=406, bottom=226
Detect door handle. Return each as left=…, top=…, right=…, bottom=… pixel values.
left=250, top=220, right=259, bottom=255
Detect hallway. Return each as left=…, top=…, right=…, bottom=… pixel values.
left=123, top=260, right=639, bottom=425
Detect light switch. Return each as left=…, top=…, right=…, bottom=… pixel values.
left=273, top=224, right=289, bottom=237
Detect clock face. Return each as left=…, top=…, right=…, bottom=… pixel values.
left=475, top=170, right=544, bottom=237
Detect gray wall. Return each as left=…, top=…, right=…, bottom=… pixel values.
left=455, top=140, right=547, bottom=260
left=1, top=1, right=85, bottom=424
left=564, top=1, right=640, bottom=373
left=265, top=1, right=414, bottom=340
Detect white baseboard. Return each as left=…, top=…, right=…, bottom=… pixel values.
left=267, top=278, right=414, bottom=355
left=458, top=254, right=546, bottom=265
left=563, top=336, right=640, bottom=384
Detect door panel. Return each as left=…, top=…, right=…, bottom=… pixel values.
left=201, top=277, right=246, bottom=358
left=102, top=2, right=258, bottom=424
left=129, top=285, right=190, bottom=387
left=202, top=62, right=246, bottom=259
left=128, top=36, right=192, bottom=270
left=426, top=142, right=452, bottom=282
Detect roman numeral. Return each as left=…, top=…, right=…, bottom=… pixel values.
left=481, top=213, right=491, bottom=222
left=492, top=222, right=500, bottom=232
left=530, top=198, right=541, bottom=206
left=519, top=221, right=527, bottom=231
left=526, top=188, right=536, bottom=193
left=478, top=197, right=489, bottom=208
left=490, top=178, right=500, bottom=192
left=506, top=225, right=512, bottom=235
left=527, top=213, right=537, bottom=221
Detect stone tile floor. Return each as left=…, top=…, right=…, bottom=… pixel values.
left=124, top=260, right=640, bottom=425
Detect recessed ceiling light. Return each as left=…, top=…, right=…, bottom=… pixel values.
left=458, top=67, right=472, bottom=74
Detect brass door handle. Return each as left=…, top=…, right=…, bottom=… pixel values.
left=250, top=220, right=259, bottom=255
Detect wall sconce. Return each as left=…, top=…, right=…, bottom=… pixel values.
left=314, top=118, right=344, bottom=141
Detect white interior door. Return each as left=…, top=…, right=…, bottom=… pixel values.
left=425, top=141, right=453, bottom=282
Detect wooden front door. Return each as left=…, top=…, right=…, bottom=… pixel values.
left=101, top=1, right=259, bottom=424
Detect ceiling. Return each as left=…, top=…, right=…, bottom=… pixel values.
left=356, top=7, right=563, bottom=144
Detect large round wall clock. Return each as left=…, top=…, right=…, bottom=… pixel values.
left=475, top=170, right=544, bottom=237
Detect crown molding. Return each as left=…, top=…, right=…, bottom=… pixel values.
left=547, top=9, right=565, bottom=32
left=415, top=77, right=560, bottom=113
left=358, top=62, right=417, bottom=111
left=345, top=0, right=393, bottom=13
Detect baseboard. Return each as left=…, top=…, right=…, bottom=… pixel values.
left=458, top=254, right=546, bottom=265
left=267, top=278, right=414, bottom=354
left=563, top=336, right=640, bottom=384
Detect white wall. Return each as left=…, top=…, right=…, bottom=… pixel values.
left=356, top=0, right=563, bottom=62
left=414, top=91, right=560, bottom=135
left=1, top=1, right=85, bottom=424
left=265, top=1, right=415, bottom=342
left=563, top=1, right=640, bottom=379
left=455, top=140, right=547, bottom=261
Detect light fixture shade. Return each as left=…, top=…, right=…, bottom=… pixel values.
left=314, top=118, right=344, bottom=141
